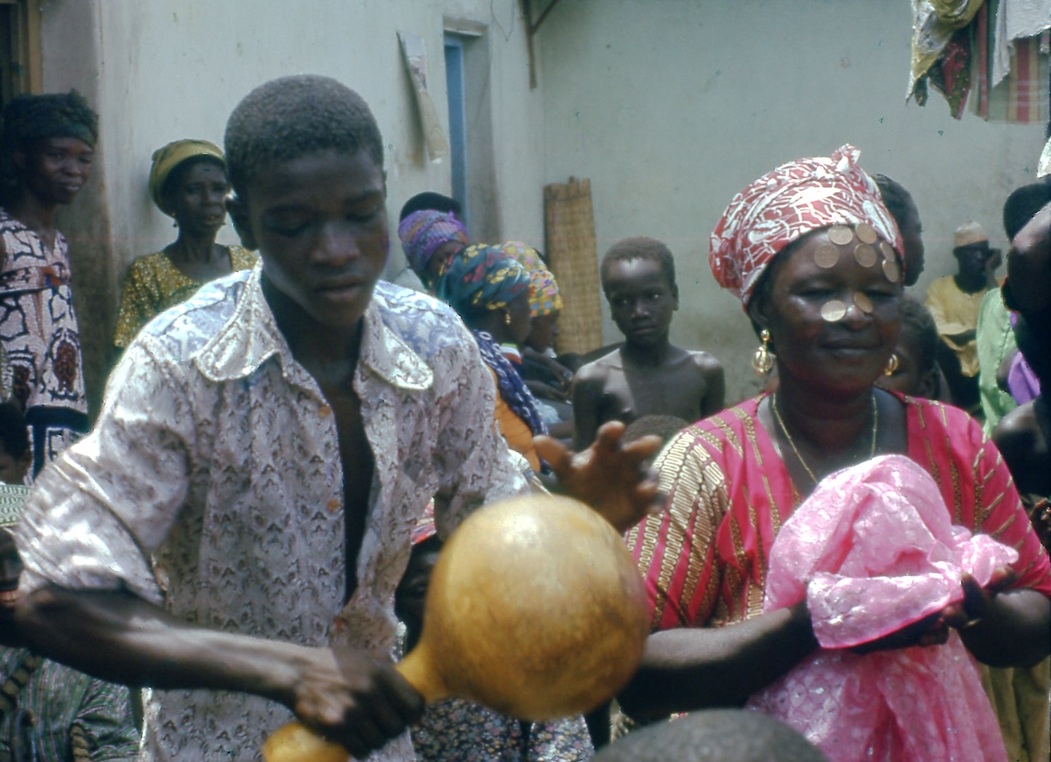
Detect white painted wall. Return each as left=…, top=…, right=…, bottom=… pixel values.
left=36, top=0, right=545, bottom=412
left=537, top=0, right=1048, bottom=402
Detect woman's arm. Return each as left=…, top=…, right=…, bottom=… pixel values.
left=618, top=602, right=816, bottom=720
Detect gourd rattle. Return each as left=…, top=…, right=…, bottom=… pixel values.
left=263, top=493, right=651, bottom=761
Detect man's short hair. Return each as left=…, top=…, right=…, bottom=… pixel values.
left=600, top=237, right=677, bottom=293
left=224, top=74, right=384, bottom=198
left=593, top=710, right=827, bottom=762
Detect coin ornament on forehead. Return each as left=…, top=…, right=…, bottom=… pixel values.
left=854, top=243, right=878, bottom=268
left=855, top=222, right=878, bottom=244
left=827, top=226, right=855, bottom=246
left=821, top=300, right=848, bottom=322
left=853, top=292, right=874, bottom=314
left=814, top=244, right=840, bottom=269
left=879, top=242, right=901, bottom=283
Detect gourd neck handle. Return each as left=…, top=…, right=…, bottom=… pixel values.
left=397, top=645, right=447, bottom=705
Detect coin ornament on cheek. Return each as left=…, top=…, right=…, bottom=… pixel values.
left=853, top=292, right=874, bottom=314
left=821, top=299, right=847, bottom=322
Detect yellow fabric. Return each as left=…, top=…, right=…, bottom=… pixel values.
left=113, top=246, right=257, bottom=348
left=908, top=0, right=985, bottom=99
left=925, top=275, right=987, bottom=377
left=488, top=368, right=541, bottom=472
left=149, top=139, right=225, bottom=214
left=980, top=659, right=1051, bottom=762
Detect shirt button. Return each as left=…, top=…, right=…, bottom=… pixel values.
left=326, top=498, right=340, bottom=513
left=319, top=404, right=332, bottom=418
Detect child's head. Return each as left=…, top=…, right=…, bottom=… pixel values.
left=0, top=402, right=30, bottom=485
left=1002, top=182, right=1051, bottom=241
left=0, top=90, right=97, bottom=206
left=874, top=174, right=924, bottom=286
left=224, top=75, right=389, bottom=334
left=600, top=237, right=678, bottom=347
left=224, top=74, right=383, bottom=201
left=592, top=709, right=827, bottom=762
left=877, top=295, right=939, bottom=399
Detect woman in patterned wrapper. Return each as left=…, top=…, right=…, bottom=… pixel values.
left=112, top=139, right=257, bottom=353
left=0, top=91, right=97, bottom=478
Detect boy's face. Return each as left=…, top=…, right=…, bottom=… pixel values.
left=231, top=148, right=389, bottom=334
left=603, top=258, right=677, bottom=347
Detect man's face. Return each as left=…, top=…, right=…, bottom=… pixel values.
left=19, top=136, right=94, bottom=206
left=603, top=258, right=677, bottom=347
left=954, top=243, right=998, bottom=281
left=231, top=149, right=389, bottom=335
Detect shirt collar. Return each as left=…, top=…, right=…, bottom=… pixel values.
left=196, top=266, right=433, bottom=392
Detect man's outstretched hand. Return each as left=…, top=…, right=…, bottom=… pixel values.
left=534, top=421, right=665, bottom=534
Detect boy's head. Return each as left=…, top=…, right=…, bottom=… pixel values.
left=224, top=76, right=389, bottom=334
left=600, top=237, right=679, bottom=347
left=1003, top=182, right=1051, bottom=241
left=399, top=192, right=461, bottom=223
left=0, top=402, right=29, bottom=486
left=876, top=295, right=940, bottom=399
left=592, top=709, right=827, bottom=762
left=224, top=74, right=383, bottom=201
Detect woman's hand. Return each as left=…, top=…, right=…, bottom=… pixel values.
left=851, top=567, right=1018, bottom=655
left=534, top=420, right=665, bottom=533
left=289, top=647, right=423, bottom=760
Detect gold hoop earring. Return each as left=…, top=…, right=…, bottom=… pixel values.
left=884, top=353, right=899, bottom=376
left=752, top=329, right=775, bottom=377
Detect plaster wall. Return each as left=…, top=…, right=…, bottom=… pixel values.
left=36, top=0, right=545, bottom=414
left=537, top=0, right=1048, bottom=403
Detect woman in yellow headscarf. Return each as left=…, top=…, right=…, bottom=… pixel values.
left=113, top=139, right=256, bottom=349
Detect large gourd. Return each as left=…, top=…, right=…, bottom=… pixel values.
left=263, top=494, right=651, bottom=761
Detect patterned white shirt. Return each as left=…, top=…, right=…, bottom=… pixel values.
left=17, top=266, right=529, bottom=761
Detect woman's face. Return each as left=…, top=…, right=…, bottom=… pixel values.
left=166, top=160, right=230, bottom=237
left=19, top=136, right=94, bottom=206
left=752, top=227, right=903, bottom=393
left=506, top=290, right=533, bottom=345
left=526, top=311, right=560, bottom=352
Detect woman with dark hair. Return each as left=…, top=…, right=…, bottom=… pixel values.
left=619, top=145, right=1050, bottom=761
left=113, top=139, right=256, bottom=349
left=0, top=91, right=97, bottom=477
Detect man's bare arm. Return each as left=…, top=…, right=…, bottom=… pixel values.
left=16, top=586, right=422, bottom=758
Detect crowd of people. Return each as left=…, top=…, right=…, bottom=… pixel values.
left=0, top=76, right=1046, bottom=762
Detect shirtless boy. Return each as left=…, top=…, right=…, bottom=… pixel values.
left=572, top=237, right=724, bottom=450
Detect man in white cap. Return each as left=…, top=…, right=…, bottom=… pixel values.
left=925, top=221, right=1001, bottom=415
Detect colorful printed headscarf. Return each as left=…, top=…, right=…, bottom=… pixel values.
left=398, top=210, right=469, bottom=284
left=709, top=144, right=903, bottom=308
left=495, top=241, right=545, bottom=274
left=437, top=244, right=531, bottom=316
left=529, top=269, right=562, bottom=318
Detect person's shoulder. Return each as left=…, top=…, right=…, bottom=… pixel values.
left=125, top=251, right=170, bottom=276
left=902, top=394, right=984, bottom=436
left=370, top=280, right=472, bottom=356
left=684, top=348, right=724, bottom=373
left=134, top=269, right=254, bottom=357
left=574, top=350, right=620, bottom=385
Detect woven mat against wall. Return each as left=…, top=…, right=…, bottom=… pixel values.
left=543, top=177, right=601, bottom=355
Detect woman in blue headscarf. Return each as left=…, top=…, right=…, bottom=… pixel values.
left=437, top=245, right=547, bottom=472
